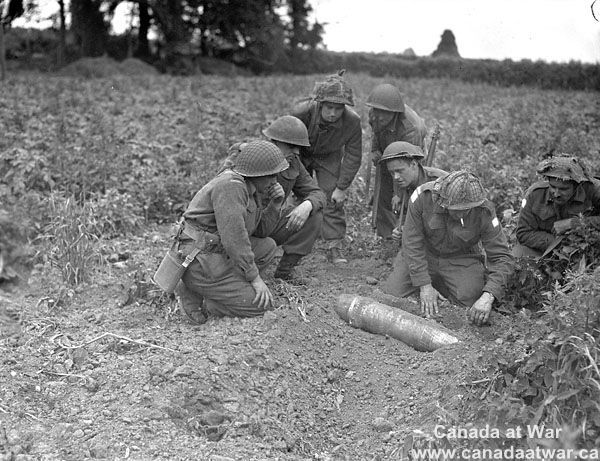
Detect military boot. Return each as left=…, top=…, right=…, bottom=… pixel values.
left=327, top=247, right=348, bottom=264
left=174, top=281, right=208, bottom=325
left=273, top=253, right=306, bottom=284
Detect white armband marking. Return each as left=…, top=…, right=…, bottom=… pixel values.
left=492, top=217, right=499, bottom=228
left=521, top=198, right=527, bottom=208
left=410, top=187, right=421, bottom=203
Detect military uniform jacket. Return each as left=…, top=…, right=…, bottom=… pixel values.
left=403, top=182, right=513, bottom=300
left=277, top=154, right=326, bottom=212
left=516, top=179, right=600, bottom=251
left=291, top=100, right=362, bottom=190
left=183, top=170, right=281, bottom=282
left=370, top=104, right=428, bottom=153
left=397, top=165, right=448, bottom=223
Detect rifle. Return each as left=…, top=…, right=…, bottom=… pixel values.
left=424, top=124, right=440, bottom=168
left=364, top=156, right=372, bottom=203
left=371, top=161, right=382, bottom=231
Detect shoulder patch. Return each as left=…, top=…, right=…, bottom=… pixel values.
left=521, top=198, right=527, bottom=208
left=492, top=217, right=499, bottom=228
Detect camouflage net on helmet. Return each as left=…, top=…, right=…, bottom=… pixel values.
left=433, top=170, right=487, bottom=210
left=536, top=155, right=592, bottom=183
left=312, top=69, right=354, bottom=106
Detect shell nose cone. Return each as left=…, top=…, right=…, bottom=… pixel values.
left=335, top=294, right=355, bottom=321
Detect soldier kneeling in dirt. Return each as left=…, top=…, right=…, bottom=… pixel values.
left=378, top=141, right=447, bottom=243
left=381, top=171, right=514, bottom=326
left=514, top=155, right=600, bottom=258
left=261, top=116, right=326, bottom=282
left=170, top=140, right=289, bottom=323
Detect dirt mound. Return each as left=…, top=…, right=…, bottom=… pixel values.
left=119, top=58, right=159, bottom=76
left=59, top=56, right=158, bottom=78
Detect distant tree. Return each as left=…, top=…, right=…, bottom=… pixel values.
left=1, top=0, right=26, bottom=80
left=56, top=0, right=66, bottom=66
left=432, top=29, right=460, bottom=58
left=70, top=0, right=109, bottom=57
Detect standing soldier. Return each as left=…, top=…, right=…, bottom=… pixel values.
left=367, top=83, right=428, bottom=239
left=378, top=141, right=447, bottom=242
left=382, top=171, right=514, bottom=326
left=515, top=155, right=600, bottom=258
left=172, top=140, right=288, bottom=323
left=291, top=70, right=362, bottom=264
left=261, top=115, right=326, bottom=281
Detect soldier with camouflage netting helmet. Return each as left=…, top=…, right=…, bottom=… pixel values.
left=381, top=171, right=514, bottom=326
left=161, top=140, right=289, bottom=322
left=514, top=155, right=600, bottom=258
left=291, top=70, right=362, bottom=264
left=367, top=83, right=429, bottom=239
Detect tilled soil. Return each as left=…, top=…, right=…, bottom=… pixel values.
left=0, top=226, right=530, bottom=460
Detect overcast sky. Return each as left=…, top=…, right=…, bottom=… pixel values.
left=13, top=0, right=600, bottom=63
left=311, top=0, right=600, bottom=63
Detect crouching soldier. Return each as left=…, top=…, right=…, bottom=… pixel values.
left=262, top=116, right=326, bottom=282
left=291, top=70, right=362, bottom=264
left=514, top=155, right=600, bottom=258
left=169, top=140, right=289, bottom=323
left=378, top=141, right=447, bottom=242
left=382, top=171, right=514, bottom=326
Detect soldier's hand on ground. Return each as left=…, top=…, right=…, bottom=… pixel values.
left=251, top=275, right=273, bottom=310
left=419, top=284, right=441, bottom=318
left=267, top=183, right=285, bottom=205
left=552, top=217, right=579, bottom=234
left=331, top=188, right=346, bottom=207
left=391, top=194, right=403, bottom=214
left=467, top=292, right=494, bottom=326
left=286, top=201, right=313, bottom=232
left=370, top=150, right=382, bottom=166
left=391, top=226, right=402, bottom=242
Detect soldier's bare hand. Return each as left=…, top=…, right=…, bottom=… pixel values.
left=391, top=226, right=402, bottom=242
left=267, top=183, right=285, bottom=205
left=331, top=188, right=346, bottom=207
left=419, top=284, right=441, bottom=318
left=391, top=194, right=403, bottom=214
left=285, top=201, right=313, bottom=232
left=552, top=218, right=579, bottom=234
left=251, top=275, right=273, bottom=310
left=467, top=292, right=494, bottom=326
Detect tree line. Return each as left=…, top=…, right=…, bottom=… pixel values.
left=1, top=0, right=324, bottom=73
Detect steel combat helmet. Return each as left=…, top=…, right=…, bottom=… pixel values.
left=262, top=115, right=310, bottom=147
left=232, top=140, right=289, bottom=177
left=536, top=155, right=591, bottom=183
left=380, top=141, right=425, bottom=163
left=433, top=171, right=487, bottom=210
left=312, top=69, right=354, bottom=106
left=366, top=83, right=405, bottom=112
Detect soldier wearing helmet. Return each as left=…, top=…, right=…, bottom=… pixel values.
left=379, top=141, right=447, bottom=242
left=260, top=116, right=326, bottom=282
left=173, top=140, right=288, bottom=322
left=515, top=155, right=600, bottom=258
left=291, top=70, right=362, bottom=264
left=381, top=171, right=514, bottom=326
left=367, top=83, right=429, bottom=239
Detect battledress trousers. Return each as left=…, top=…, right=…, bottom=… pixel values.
left=178, top=170, right=280, bottom=317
